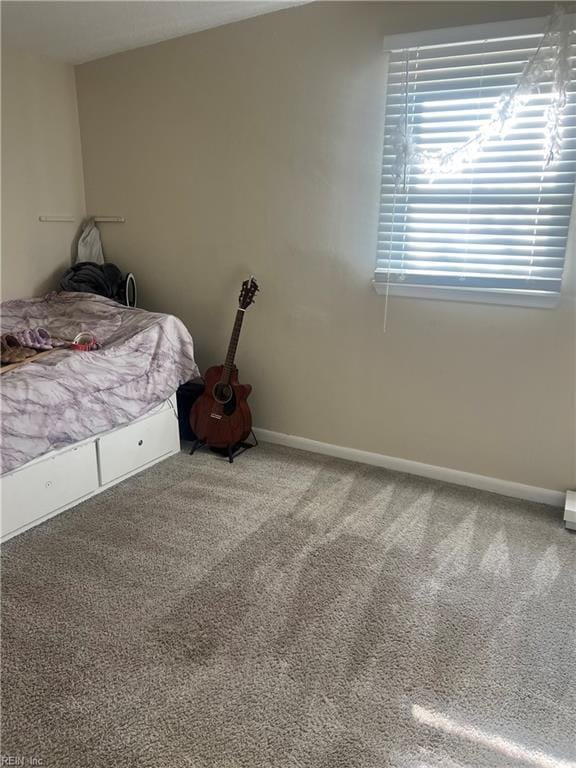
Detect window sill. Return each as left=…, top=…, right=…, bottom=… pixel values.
left=372, top=281, right=560, bottom=309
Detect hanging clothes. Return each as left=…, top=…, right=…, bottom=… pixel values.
left=76, top=217, right=105, bottom=265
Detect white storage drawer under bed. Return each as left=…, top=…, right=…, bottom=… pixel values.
left=1, top=396, right=181, bottom=542
left=1, top=442, right=99, bottom=538
left=97, top=405, right=180, bottom=486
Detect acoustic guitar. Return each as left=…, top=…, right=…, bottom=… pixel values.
left=190, top=276, right=259, bottom=452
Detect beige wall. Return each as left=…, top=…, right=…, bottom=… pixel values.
left=1, top=47, right=85, bottom=301
left=76, top=1, right=575, bottom=491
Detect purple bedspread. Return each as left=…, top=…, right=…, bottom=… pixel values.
left=1, top=292, right=199, bottom=475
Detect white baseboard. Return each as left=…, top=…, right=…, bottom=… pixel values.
left=253, top=428, right=566, bottom=509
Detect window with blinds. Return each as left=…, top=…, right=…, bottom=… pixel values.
left=375, top=17, right=576, bottom=307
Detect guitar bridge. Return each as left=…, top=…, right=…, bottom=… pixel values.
left=210, top=413, right=222, bottom=420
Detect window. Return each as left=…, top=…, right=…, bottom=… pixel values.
left=375, top=16, right=576, bottom=307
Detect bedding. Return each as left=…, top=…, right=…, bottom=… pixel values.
left=1, top=292, right=199, bottom=475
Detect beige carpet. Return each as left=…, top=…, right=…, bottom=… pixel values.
left=1, top=443, right=574, bottom=768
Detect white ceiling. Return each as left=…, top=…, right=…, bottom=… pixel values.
left=1, top=1, right=308, bottom=64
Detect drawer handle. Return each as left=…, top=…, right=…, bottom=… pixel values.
left=138, top=439, right=143, bottom=446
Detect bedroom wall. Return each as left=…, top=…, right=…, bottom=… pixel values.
left=1, top=48, right=86, bottom=301
left=75, top=1, right=575, bottom=492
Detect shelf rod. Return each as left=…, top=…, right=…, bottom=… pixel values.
left=39, top=215, right=125, bottom=223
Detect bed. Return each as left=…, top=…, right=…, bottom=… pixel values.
left=1, top=292, right=199, bottom=540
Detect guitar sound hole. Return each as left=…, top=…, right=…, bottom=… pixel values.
left=213, top=382, right=233, bottom=404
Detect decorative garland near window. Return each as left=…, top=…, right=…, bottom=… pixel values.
left=375, top=9, right=576, bottom=322
left=394, top=5, right=573, bottom=187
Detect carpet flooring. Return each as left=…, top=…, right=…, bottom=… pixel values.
left=1, top=443, right=575, bottom=768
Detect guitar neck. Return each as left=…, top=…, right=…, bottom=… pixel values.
left=222, top=309, right=245, bottom=382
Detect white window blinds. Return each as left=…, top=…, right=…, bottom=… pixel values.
left=376, top=18, right=576, bottom=307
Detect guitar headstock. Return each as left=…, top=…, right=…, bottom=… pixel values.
left=238, top=276, right=259, bottom=310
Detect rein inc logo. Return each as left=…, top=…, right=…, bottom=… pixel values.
left=0, top=758, right=43, bottom=766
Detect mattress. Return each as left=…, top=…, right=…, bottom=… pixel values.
left=1, top=292, right=199, bottom=475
